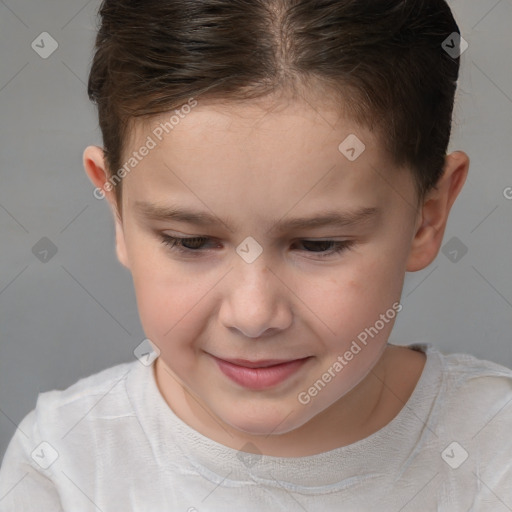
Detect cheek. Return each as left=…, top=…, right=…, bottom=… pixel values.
left=134, top=276, right=197, bottom=337
left=309, top=256, right=403, bottom=345
left=127, top=245, right=204, bottom=348
left=133, top=278, right=207, bottom=373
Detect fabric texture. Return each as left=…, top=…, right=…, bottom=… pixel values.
left=1, top=343, right=512, bottom=511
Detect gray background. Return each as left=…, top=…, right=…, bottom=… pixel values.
left=0, top=0, right=511, bottom=463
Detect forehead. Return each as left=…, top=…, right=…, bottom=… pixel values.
left=130, top=89, right=375, bottom=151
left=121, top=95, right=415, bottom=217
left=127, top=95, right=386, bottom=172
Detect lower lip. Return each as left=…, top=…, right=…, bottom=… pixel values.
left=213, top=356, right=311, bottom=390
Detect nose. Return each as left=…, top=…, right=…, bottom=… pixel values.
left=218, top=256, right=292, bottom=339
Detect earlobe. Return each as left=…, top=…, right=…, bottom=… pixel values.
left=406, top=151, right=469, bottom=272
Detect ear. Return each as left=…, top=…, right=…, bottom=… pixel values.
left=82, top=146, right=130, bottom=269
left=406, top=151, right=469, bottom=272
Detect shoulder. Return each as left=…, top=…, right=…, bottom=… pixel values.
left=396, top=343, right=512, bottom=432
left=422, top=346, right=512, bottom=439
left=0, top=360, right=145, bottom=493
left=14, top=360, right=142, bottom=452
left=438, top=348, right=512, bottom=395
left=405, top=342, right=512, bottom=394
left=428, top=348, right=512, bottom=495
left=40, top=359, right=138, bottom=403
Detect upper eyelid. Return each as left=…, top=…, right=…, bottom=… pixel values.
left=161, top=232, right=353, bottom=241
left=160, top=234, right=354, bottom=248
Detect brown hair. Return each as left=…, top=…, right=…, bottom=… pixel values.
left=87, top=0, right=462, bottom=216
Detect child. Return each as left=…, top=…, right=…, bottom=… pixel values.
left=1, top=0, right=511, bottom=510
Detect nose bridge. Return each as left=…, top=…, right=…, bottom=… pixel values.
left=220, top=246, right=290, bottom=338
left=231, top=247, right=275, bottom=299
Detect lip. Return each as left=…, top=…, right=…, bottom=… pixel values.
left=211, top=355, right=311, bottom=390
left=218, top=358, right=302, bottom=368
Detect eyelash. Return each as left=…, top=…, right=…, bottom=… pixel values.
left=160, top=235, right=356, bottom=259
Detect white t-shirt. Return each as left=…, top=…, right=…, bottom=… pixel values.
left=1, top=343, right=512, bottom=511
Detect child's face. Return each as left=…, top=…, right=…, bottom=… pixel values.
left=107, top=96, right=423, bottom=436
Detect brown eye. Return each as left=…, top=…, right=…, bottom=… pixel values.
left=294, top=240, right=356, bottom=258
left=161, top=235, right=212, bottom=253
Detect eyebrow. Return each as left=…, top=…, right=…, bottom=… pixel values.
left=134, top=201, right=380, bottom=234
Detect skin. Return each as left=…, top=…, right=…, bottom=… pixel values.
left=83, top=90, right=469, bottom=457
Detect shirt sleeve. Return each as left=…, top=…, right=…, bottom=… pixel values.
left=0, top=408, right=64, bottom=511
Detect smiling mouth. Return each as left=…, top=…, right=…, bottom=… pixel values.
left=212, top=355, right=312, bottom=367
left=210, top=354, right=312, bottom=390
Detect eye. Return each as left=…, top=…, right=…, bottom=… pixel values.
left=160, top=235, right=355, bottom=259
left=160, top=235, right=213, bottom=253
left=294, top=239, right=356, bottom=258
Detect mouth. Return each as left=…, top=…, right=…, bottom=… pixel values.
left=210, top=354, right=312, bottom=390
left=216, top=357, right=307, bottom=368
